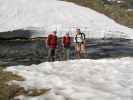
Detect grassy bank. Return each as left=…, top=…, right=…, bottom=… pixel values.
left=64, top=0, right=133, bottom=28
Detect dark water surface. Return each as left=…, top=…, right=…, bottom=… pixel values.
left=0, top=38, right=133, bottom=66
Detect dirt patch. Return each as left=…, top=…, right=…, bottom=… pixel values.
left=0, top=67, right=24, bottom=100
left=9, top=85, right=50, bottom=99
left=0, top=67, right=50, bottom=100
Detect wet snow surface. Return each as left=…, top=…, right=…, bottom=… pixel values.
left=6, top=57, right=133, bottom=100
left=0, top=0, right=133, bottom=38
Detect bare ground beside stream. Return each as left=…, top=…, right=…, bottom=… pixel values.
left=0, top=38, right=133, bottom=66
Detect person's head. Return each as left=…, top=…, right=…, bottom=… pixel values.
left=76, top=28, right=81, bottom=35
left=52, top=31, right=57, bottom=35
left=65, top=32, right=69, bottom=36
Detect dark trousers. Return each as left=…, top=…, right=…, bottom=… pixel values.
left=63, top=46, right=71, bottom=60
left=48, top=48, right=56, bottom=61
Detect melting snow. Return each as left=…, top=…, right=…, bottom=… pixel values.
left=5, top=57, right=133, bottom=100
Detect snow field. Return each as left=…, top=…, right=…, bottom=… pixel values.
left=0, top=0, right=133, bottom=38
left=5, top=57, right=133, bottom=100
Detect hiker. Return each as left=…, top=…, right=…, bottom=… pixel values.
left=62, top=33, right=71, bottom=60
left=75, top=28, right=86, bottom=59
left=47, top=31, right=57, bottom=61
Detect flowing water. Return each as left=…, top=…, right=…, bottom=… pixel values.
left=0, top=38, right=133, bottom=66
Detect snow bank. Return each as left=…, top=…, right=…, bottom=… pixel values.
left=5, top=57, right=133, bottom=100
left=0, top=0, right=133, bottom=38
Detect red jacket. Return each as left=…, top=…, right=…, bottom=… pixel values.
left=47, top=34, right=57, bottom=48
left=63, top=36, right=71, bottom=47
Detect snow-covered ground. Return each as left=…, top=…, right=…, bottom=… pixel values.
left=5, top=57, right=133, bottom=100
left=0, top=0, right=133, bottom=38
left=2, top=0, right=133, bottom=100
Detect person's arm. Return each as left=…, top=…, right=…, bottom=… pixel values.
left=45, top=37, right=48, bottom=48
left=44, top=37, right=47, bottom=48
left=83, top=33, right=86, bottom=40
left=75, top=35, right=77, bottom=43
left=46, top=35, right=50, bottom=48
left=69, top=37, right=71, bottom=46
left=62, top=36, right=65, bottom=47
left=82, top=33, right=86, bottom=44
left=55, top=36, right=58, bottom=48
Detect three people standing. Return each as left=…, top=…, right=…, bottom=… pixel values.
left=47, top=29, right=86, bottom=61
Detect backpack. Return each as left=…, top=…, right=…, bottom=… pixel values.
left=47, top=34, right=57, bottom=48
left=63, top=36, right=71, bottom=46
left=75, top=33, right=85, bottom=43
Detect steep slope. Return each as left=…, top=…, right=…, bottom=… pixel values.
left=64, top=0, right=133, bottom=28
left=0, top=0, right=133, bottom=38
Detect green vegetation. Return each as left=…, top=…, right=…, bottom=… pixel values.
left=64, top=0, right=133, bottom=28
left=128, top=0, right=133, bottom=6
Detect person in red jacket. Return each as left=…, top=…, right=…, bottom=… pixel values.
left=47, top=31, right=57, bottom=61
left=62, top=33, right=71, bottom=60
